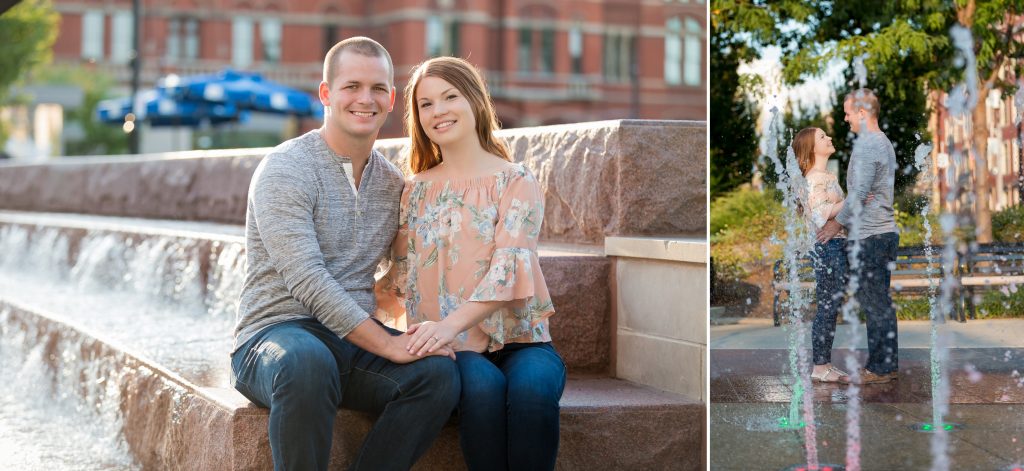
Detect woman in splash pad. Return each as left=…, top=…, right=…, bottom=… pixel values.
left=793, top=127, right=851, bottom=384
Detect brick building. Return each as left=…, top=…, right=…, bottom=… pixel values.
left=50, top=0, right=706, bottom=139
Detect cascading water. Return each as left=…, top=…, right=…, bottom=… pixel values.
left=0, top=217, right=246, bottom=467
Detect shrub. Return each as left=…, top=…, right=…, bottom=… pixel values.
left=993, top=205, right=1024, bottom=243
left=710, top=187, right=784, bottom=238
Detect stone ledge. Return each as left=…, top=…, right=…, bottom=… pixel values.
left=604, top=236, right=706, bottom=263
left=212, top=376, right=704, bottom=471
left=0, top=120, right=705, bottom=245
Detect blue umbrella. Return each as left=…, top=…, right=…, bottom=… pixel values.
left=163, top=69, right=324, bottom=119
left=97, top=88, right=244, bottom=127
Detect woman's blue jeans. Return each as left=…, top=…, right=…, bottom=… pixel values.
left=455, top=342, right=567, bottom=471
left=812, top=238, right=848, bottom=365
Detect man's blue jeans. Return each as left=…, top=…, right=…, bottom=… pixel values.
left=812, top=238, right=848, bottom=365
left=230, top=318, right=460, bottom=471
left=851, top=231, right=900, bottom=375
left=455, top=342, right=567, bottom=471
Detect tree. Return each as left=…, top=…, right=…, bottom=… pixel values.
left=0, top=0, right=59, bottom=144
left=710, top=16, right=760, bottom=199
left=31, top=65, right=130, bottom=156
left=761, top=0, right=1024, bottom=242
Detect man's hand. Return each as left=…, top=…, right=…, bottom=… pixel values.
left=816, top=219, right=844, bottom=243
left=406, top=320, right=461, bottom=357
left=387, top=334, right=456, bottom=363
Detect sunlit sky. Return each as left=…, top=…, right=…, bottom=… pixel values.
left=737, top=45, right=850, bottom=153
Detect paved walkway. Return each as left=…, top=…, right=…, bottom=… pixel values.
left=712, top=318, right=1024, bottom=349
left=711, top=318, right=1024, bottom=470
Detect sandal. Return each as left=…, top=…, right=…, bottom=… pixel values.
left=811, top=366, right=849, bottom=383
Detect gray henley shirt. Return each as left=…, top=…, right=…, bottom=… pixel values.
left=233, top=129, right=404, bottom=352
left=835, top=130, right=898, bottom=239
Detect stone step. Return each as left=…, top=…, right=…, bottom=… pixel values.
left=210, top=375, right=703, bottom=471
left=0, top=211, right=613, bottom=373
left=3, top=300, right=701, bottom=471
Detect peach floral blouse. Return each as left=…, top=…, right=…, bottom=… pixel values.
left=805, top=169, right=847, bottom=239
left=378, top=164, right=555, bottom=352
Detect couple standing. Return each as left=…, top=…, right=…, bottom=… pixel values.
left=794, top=88, right=900, bottom=385
left=229, top=37, right=565, bottom=470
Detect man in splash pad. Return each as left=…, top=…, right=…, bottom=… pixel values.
left=816, top=88, right=900, bottom=384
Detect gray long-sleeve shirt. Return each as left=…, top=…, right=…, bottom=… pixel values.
left=835, top=130, right=898, bottom=239
left=233, top=129, right=404, bottom=352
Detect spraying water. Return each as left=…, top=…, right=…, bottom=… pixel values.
left=763, top=106, right=820, bottom=468
left=835, top=53, right=875, bottom=471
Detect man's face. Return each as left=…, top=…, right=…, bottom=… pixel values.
left=843, top=98, right=861, bottom=133
left=319, top=50, right=395, bottom=142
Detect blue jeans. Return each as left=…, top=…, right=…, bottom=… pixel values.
left=851, top=231, right=900, bottom=375
left=455, top=342, right=567, bottom=471
left=812, top=238, right=848, bottom=365
left=230, top=318, right=460, bottom=471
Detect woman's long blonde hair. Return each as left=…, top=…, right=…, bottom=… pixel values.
left=404, top=57, right=511, bottom=174
left=792, top=127, right=819, bottom=176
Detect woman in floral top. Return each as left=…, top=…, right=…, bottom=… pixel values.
left=378, top=56, right=565, bottom=470
left=794, top=127, right=851, bottom=384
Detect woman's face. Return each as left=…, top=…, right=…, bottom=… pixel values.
left=813, top=128, right=835, bottom=159
left=415, top=75, right=477, bottom=148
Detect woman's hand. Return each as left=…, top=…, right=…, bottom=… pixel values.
left=406, top=320, right=462, bottom=356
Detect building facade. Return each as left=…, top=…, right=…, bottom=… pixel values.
left=50, top=0, right=706, bottom=139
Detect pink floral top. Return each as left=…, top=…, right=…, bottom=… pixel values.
left=805, top=170, right=847, bottom=239
left=379, top=164, right=555, bottom=352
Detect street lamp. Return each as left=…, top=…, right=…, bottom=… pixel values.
left=129, top=0, right=141, bottom=154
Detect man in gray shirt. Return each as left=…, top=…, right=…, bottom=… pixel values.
left=816, top=88, right=900, bottom=384
left=230, top=37, right=460, bottom=470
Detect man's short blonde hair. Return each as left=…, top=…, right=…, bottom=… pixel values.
left=845, top=88, right=880, bottom=118
left=323, top=36, right=394, bottom=87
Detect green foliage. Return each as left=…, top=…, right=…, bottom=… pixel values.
left=30, top=65, right=129, bottom=156
left=710, top=186, right=784, bottom=237
left=0, top=0, right=58, bottom=144
left=895, top=205, right=942, bottom=247
left=710, top=7, right=760, bottom=199
left=992, top=204, right=1024, bottom=243
left=894, top=296, right=932, bottom=320
left=977, top=287, right=1024, bottom=318
left=710, top=187, right=785, bottom=283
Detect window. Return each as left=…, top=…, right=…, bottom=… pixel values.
left=232, top=18, right=254, bottom=68
left=664, top=17, right=682, bottom=85
left=426, top=16, right=444, bottom=57
left=261, top=19, right=282, bottom=64
left=569, top=24, right=583, bottom=75
left=167, top=18, right=200, bottom=60
left=684, top=18, right=702, bottom=86
left=323, top=25, right=338, bottom=54
left=448, top=20, right=460, bottom=56
left=184, top=19, right=199, bottom=59
left=604, top=32, right=632, bottom=81
left=111, top=11, right=133, bottom=64
left=540, top=29, right=555, bottom=74
left=518, top=27, right=532, bottom=72
left=81, top=11, right=104, bottom=60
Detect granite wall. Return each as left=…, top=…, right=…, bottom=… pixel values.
left=0, top=120, right=705, bottom=245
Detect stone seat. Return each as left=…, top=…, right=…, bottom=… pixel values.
left=205, top=375, right=703, bottom=471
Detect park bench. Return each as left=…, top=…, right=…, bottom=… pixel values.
left=771, top=245, right=961, bottom=326
left=958, top=243, right=1024, bottom=319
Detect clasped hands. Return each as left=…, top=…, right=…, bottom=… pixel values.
left=406, top=320, right=461, bottom=357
